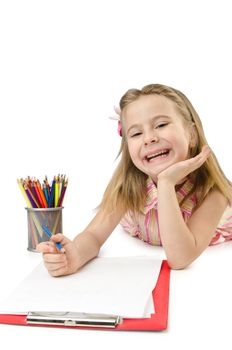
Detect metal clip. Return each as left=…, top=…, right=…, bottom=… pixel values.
left=27, top=311, right=122, bottom=328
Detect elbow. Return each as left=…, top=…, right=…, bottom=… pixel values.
left=168, top=262, right=189, bottom=270
left=167, top=257, right=193, bottom=270
left=166, top=246, right=199, bottom=270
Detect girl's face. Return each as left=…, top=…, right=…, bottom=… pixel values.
left=123, top=94, right=192, bottom=182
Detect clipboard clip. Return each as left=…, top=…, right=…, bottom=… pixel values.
left=27, top=311, right=122, bottom=328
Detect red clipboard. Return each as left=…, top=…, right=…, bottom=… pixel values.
left=0, top=260, right=170, bottom=331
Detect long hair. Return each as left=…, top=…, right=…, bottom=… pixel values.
left=99, top=83, right=232, bottom=214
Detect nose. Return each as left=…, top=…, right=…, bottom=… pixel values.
left=144, top=131, right=159, bottom=146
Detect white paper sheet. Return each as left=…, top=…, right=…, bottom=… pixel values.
left=0, top=256, right=162, bottom=318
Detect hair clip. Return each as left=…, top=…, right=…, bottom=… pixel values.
left=109, top=106, right=122, bottom=137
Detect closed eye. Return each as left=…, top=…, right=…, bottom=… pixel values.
left=156, top=123, right=168, bottom=129
left=131, top=132, right=142, bottom=137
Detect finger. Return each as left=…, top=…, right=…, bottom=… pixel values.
left=188, top=150, right=210, bottom=171
left=49, top=265, right=69, bottom=277
left=37, top=241, right=57, bottom=253
left=44, top=261, right=67, bottom=272
left=42, top=233, right=70, bottom=254
left=44, top=263, right=67, bottom=277
left=198, top=145, right=211, bottom=159
left=201, top=145, right=211, bottom=153
left=197, top=148, right=211, bottom=164
left=43, top=252, right=67, bottom=263
left=50, top=233, right=71, bottom=247
left=191, top=146, right=211, bottom=162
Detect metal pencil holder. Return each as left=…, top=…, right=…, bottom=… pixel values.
left=26, top=207, right=63, bottom=252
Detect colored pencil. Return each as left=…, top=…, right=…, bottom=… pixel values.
left=42, top=225, right=63, bottom=250
left=54, top=177, right=59, bottom=207
left=57, top=179, right=68, bottom=207
left=17, top=179, right=32, bottom=208
left=37, top=180, right=48, bottom=208
left=17, top=175, right=68, bottom=208
left=48, top=177, right=55, bottom=208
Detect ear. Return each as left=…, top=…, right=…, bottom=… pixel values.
left=189, top=123, right=198, bottom=149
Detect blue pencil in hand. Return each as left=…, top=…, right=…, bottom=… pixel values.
left=42, top=225, right=63, bottom=251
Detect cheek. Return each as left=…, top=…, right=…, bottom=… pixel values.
left=127, top=141, right=141, bottom=167
left=172, top=134, right=190, bottom=158
left=127, top=141, right=137, bottom=158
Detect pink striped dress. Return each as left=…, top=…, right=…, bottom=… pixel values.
left=120, top=177, right=232, bottom=246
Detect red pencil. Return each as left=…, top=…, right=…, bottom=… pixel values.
left=34, top=180, right=45, bottom=208
left=37, top=180, right=48, bottom=208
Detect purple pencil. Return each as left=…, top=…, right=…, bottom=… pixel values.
left=25, top=186, right=37, bottom=208
left=57, top=182, right=67, bottom=207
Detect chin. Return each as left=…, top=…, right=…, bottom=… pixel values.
left=150, top=163, right=171, bottom=177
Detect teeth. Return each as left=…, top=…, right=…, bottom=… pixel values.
left=146, top=150, right=169, bottom=160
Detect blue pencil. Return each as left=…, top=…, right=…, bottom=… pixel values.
left=42, top=225, right=63, bottom=251
left=48, top=178, right=55, bottom=207
left=43, top=185, right=49, bottom=206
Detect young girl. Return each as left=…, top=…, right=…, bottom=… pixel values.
left=37, top=83, right=232, bottom=275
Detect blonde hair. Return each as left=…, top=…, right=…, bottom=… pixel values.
left=100, top=83, right=232, bottom=214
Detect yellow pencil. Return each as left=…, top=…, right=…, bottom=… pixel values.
left=17, top=179, right=43, bottom=238
left=54, top=177, right=59, bottom=207
left=17, top=179, right=32, bottom=208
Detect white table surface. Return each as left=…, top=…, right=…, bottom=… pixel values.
left=1, top=217, right=231, bottom=350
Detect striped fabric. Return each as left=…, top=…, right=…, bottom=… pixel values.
left=120, top=177, right=232, bottom=246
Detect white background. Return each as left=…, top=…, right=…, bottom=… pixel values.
left=0, top=0, right=232, bottom=349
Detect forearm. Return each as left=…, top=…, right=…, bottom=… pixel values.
left=71, top=205, right=124, bottom=271
left=73, top=231, right=101, bottom=268
left=157, top=179, right=197, bottom=268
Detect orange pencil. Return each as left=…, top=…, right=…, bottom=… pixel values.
left=37, top=180, right=48, bottom=208
left=34, top=180, right=45, bottom=207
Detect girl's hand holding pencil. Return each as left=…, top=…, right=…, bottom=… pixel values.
left=37, top=234, right=82, bottom=277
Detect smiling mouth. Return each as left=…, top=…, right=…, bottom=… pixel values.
left=145, top=149, right=170, bottom=162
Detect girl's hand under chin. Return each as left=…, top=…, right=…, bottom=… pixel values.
left=157, top=145, right=211, bottom=186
